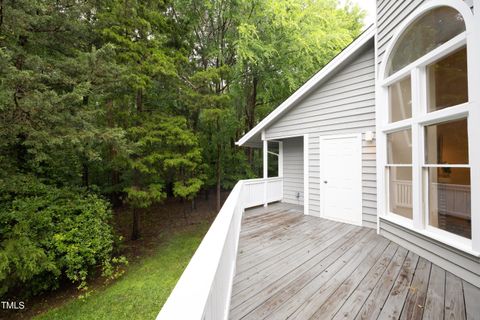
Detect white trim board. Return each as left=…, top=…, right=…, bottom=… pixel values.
left=236, top=25, right=375, bottom=147
left=303, top=134, right=309, bottom=215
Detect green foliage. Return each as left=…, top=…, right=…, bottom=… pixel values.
left=33, top=223, right=209, bottom=320
left=234, top=0, right=364, bottom=123
left=0, top=175, right=122, bottom=297
left=0, top=0, right=365, bottom=299
left=0, top=1, right=130, bottom=188
left=124, top=184, right=166, bottom=209
left=124, top=114, right=204, bottom=208
left=199, top=108, right=255, bottom=189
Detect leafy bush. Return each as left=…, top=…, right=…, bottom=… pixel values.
left=0, top=175, right=123, bottom=297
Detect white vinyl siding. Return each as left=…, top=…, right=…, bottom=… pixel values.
left=282, top=137, right=304, bottom=205
left=265, top=43, right=376, bottom=228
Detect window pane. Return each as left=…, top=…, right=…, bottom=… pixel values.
left=389, top=166, right=413, bottom=219
left=425, top=118, right=468, bottom=165
left=387, top=7, right=465, bottom=75
left=428, top=167, right=471, bottom=238
left=267, top=141, right=279, bottom=177
left=389, top=76, right=412, bottom=122
left=387, top=129, right=412, bottom=164
left=427, top=47, right=468, bottom=112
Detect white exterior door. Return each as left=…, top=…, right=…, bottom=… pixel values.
left=319, top=134, right=362, bottom=225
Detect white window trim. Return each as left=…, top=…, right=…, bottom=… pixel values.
left=377, top=0, right=480, bottom=253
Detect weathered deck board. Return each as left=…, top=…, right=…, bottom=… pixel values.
left=422, top=264, right=446, bottom=320
left=355, top=246, right=408, bottom=320
left=399, top=257, right=431, bottom=320
left=377, top=251, right=419, bottom=319
left=445, top=273, right=466, bottom=320
left=312, top=242, right=399, bottom=320
left=232, top=223, right=354, bottom=291
left=463, top=280, right=480, bottom=320
left=230, top=227, right=365, bottom=316
left=334, top=246, right=399, bottom=318
left=229, top=203, right=480, bottom=320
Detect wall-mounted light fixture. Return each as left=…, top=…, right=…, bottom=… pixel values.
left=364, top=131, right=374, bottom=142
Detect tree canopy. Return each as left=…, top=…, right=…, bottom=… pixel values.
left=0, top=0, right=364, bottom=297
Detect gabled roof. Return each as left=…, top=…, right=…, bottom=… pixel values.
left=236, top=25, right=375, bottom=147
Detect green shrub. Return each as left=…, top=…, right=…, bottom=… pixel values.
left=0, top=175, right=122, bottom=297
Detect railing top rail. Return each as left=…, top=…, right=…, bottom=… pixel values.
left=392, top=180, right=471, bottom=190
left=241, top=176, right=283, bottom=184
left=156, top=177, right=284, bottom=320
left=156, top=181, right=244, bottom=320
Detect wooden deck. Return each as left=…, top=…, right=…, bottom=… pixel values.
left=229, top=203, right=480, bottom=320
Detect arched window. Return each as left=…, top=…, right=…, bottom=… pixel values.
left=386, top=7, right=466, bottom=76
left=379, top=2, right=477, bottom=248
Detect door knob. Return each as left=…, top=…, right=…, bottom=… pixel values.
left=323, top=180, right=328, bottom=184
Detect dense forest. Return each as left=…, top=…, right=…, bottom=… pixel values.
left=0, top=0, right=363, bottom=299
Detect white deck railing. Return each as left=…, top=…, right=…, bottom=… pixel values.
left=436, top=183, right=471, bottom=219
left=156, top=177, right=283, bottom=320
left=393, top=180, right=471, bottom=219
left=392, top=180, right=413, bottom=208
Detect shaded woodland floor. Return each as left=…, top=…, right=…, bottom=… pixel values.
left=1, top=191, right=227, bottom=320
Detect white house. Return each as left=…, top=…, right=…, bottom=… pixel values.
left=158, top=1, right=480, bottom=319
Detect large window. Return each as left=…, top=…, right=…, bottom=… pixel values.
left=381, top=3, right=475, bottom=246
left=427, top=47, right=468, bottom=112
left=388, top=76, right=412, bottom=123
left=387, top=130, right=413, bottom=219
left=424, top=118, right=470, bottom=238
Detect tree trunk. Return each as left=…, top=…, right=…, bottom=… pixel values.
left=106, top=100, right=122, bottom=206
left=182, top=198, right=189, bottom=224
left=248, top=147, right=253, bottom=166
left=216, top=143, right=221, bottom=212
left=214, top=111, right=223, bottom=212
left=131, top=208, right=140, bottom=240
left=191, top=197, right=196, bottom=211
left=82, top=162, right=89, bottom=188
left=110, top=169, right=121, bottom=207
left=216, top=179, right=221, bottom=212
left=0, top=0, right=4, bottom=29
left=245, top=75, right=258, bottom=166
left=131, top=168, right=141, bottom=240
left=136, top=88, right=143, bottom=112
left=130, top=88, right=144, bottom=240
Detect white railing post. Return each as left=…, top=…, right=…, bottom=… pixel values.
left=263, top=134, right=268, bottom=207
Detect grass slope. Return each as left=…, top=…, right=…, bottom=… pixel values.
left=35, top=223, right=209, bottom=320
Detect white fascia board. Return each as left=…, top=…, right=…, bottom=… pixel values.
left=236, top=24, right=376, bottom=146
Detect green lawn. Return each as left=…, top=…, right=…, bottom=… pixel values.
left=35, top=223, right=209, bottom=320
